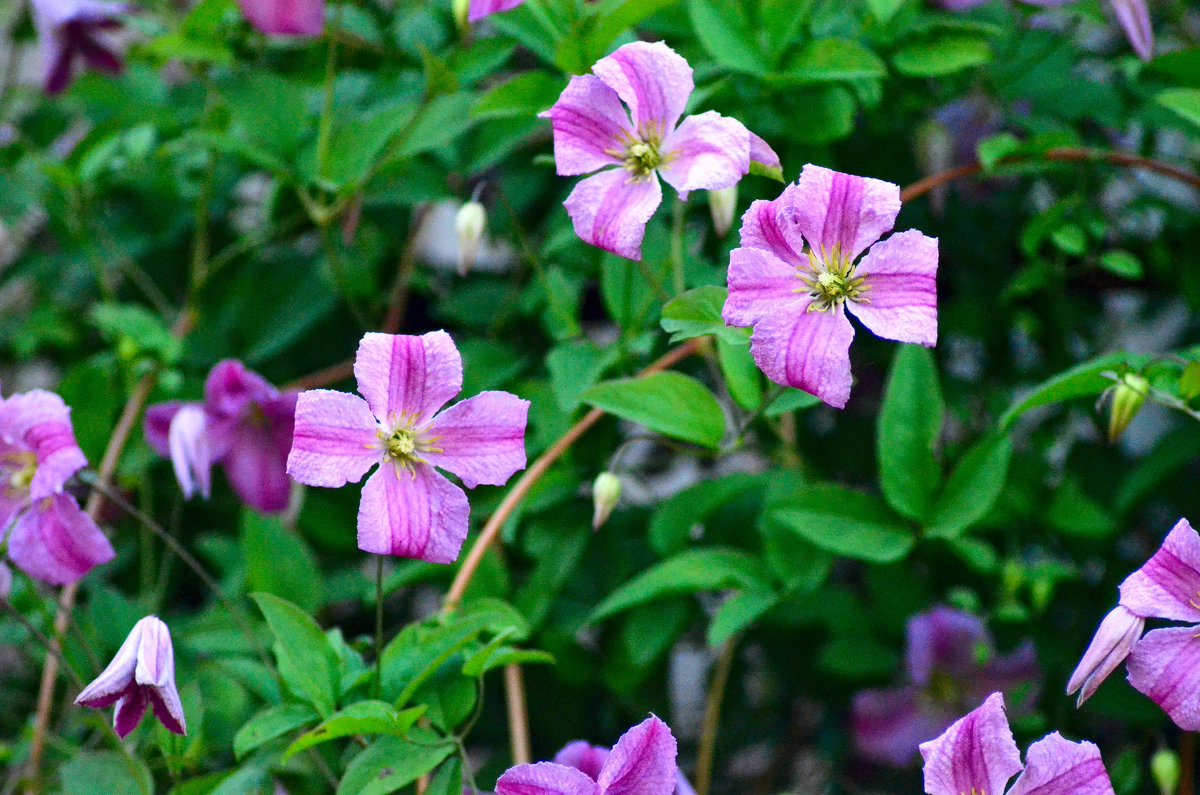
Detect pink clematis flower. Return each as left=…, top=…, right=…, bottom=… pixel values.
left=75, top=615, right=186, bottom=738
left=945, top=0, right=1153, bottom=60
left=539, top=41, right=780, bottom=261
left=722, top=164, right=938, bottom=408
left=921, top=693, right=1114, bottom=795
left=0, top=389, right=114, bottom=585
left=29, top=0, right=132, bottom=95
left=496, top=715, right=678, bottom=795
left=467, top=0, right=526, bottom=22
left=236, top=0, right=324, bottom=36
left=145, top=361, right=298, bottom=514
left=287, top=331, right=529, bottom=564
left=554, top=735, right=696, bottom=794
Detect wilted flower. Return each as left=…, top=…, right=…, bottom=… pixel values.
left=496, top=715, right=678, bottom=795
left=539, top=41, right=779, bottom=261
left=287, top=331, right=529, bottom=563
left=0, top=389, right=114, bottom=585
left=852, top=606, right=1040, bottom=766
left=75, top=615, right=186, bottom=738
left=920, top=692, right=1114, bottom=795
left=145, top=360, right=298, bottom=514
left=236, top=0, right=324, bottom=36
left=722, top=164, right=938, bottom=408
left=465, top=0, right=526, bottom=23
left=29, top=0, right=131, bottom=95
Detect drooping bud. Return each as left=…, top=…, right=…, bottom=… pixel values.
left=1103, top=372, right=1149, bottom=442
left=455, top=201, right=488, bottom=277
left=453, top=0, right=471, bottom=31
left=1066, top=605, right=1145, bottom=706
left=592, top=472, right=621, bottom=530
left=1151, top=748, right=1181, bottom=795
left=167, top=405, right=211, bottom=500
left=1180, top=361, right=1200, bottom=401
left=708, top=186, right=738, bottom=238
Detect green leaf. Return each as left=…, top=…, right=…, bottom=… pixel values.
left=1145, top=48, right=1200, bottom=88
left=777, top=39, right=887, bottom=84
left=473, top=72, right=564, bottom=120
left=283, top=702, right=426, bottom=761
left=766, top=486, right=915, bottom=563
left=250, top=593, right=339, bottom=717
left=59, top=751, right=154, bottom=795
left=866, top=0, right=906, bottom=23
left=89, top=302, right=181, bottom=365
left=707, top=589, right=779, bottom=647
left=582, top=372, right=726, bottom=449
left=999, top=352, right=1150, bottom=430
left=591, top=548, right=771, bottom=622
left=314, top=99, right=418, bottom=190
left=395, top=93, right=478, bottom=159
left=817, top=635, right=899, bottom=678
left=660, top=286, right=747, bottom=345
left=877, top=345, right=943, bottom=521
left=1157, top=88, right=1200, bottom=129
left=1047, top=478, right=1116, bottom=537
left=765, top=388, right=822, bottom=416
left=649, top=472, right=767, bottom=554
left=924, top=435, right=1012, bottom=539
left=1098, top=250, right=1143, bottom=279
left=233, top=704, right=317, bottom=760
left=336, top=732, right=456, bottom=795
left=241, top=511, right=323, bottom=613
left=893, top=33, right=992, bottom=77
left=688, top=0, right=769, bottom=76
left=221, top=71, right=310, bottom=157
left=977, top=133, right=1021, bottom=170
left=583, top=0, right=681, bottom=63
left=717, top=337, right=763, bottom=411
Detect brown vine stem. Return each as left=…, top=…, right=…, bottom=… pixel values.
left=695, top=638, right=737, bottom=795
left=503, top=663, right=532, bottom=766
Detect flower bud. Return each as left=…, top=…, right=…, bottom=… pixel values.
left=708, top=186, right=738, bottom=238
left=455, top=201, right=488, bottom=277
left=1151, top=748, right=1181, bottom=795
left=592, top=472, right=621, bottom=530
left=453, top=0, right=471, bottom=33
left=1066, top=605, right=1144, bottom=706
left=167, top=405, right=212, bottom=500
left=1105, top=372, right=1149, bottom=442
left=1180, top=361, right=1200, bottom=401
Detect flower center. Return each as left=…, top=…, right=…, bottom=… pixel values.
left=3, top=451, right=36, bottom=495
left=377, top=413, right=442, bottom=477
left=795, top=243, right=870, bottom=312
left=608, top=124, right=670, bottom=181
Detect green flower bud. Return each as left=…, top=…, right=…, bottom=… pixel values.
left=455, top=201, right=487, bottom=277
left=1151, top=748, right=1181, bottom=795
left=453, top=0, right=471, bottom=31
left=592, top=472, right=621, bottom=530
left=1105, top=372, right=1149, bottom=443
left=708, top=186, right=738, bottom=238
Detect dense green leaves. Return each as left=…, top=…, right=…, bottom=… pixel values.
left=582, top=372, right=726, bottom=449
left=250, top=594, right=339, bottom=717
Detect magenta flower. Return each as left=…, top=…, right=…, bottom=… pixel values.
left=29, top=0, right=131, bottom=95
left=0, top=390, right=114, bottom=585
left=236, top=0, right=324, bottom=35
left=496, top=715, right=677, bottom=795
left=287, top=331, right=529, bottom=564
left=75, top=615, right=186, bottom=738
left=145, top=361, right=298, bottom=514
left=852, top=606, right=1040, bottom=766
left=554, top=736, right=696, bottom=795
left=539, top=41, right=780, bottom=261
left=468, top=0, right=526, bottom=22
left=920, top=693, right=1114, bottom=795
left=1065, top=605, right=1143, bottom=706
left=722, top=164, right=938, bottom=408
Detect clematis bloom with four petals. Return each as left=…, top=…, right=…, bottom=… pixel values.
left=722, top=164, right=938, bottom=408
left=29, top=0, right=131, bottom=95
left=287, top=331, right=529, bottom=564
left=540, top=40, right=779, bottom=261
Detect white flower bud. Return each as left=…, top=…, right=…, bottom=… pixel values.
left=707, top=186, right=738, bottom=238
left=592, top=472, right=621, bottom=530
left=455, top=201, right=488, bottom=277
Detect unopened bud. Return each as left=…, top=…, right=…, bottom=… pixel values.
left=592, top=472, right=621, bottom=530
left=453, top=0, right=471, bottom=32
left=455, top=201, right=487, bottom=277
left=708, top=186, right=738, bottom=238
left=1151, top=748, right=1181, bottom=795
left=1105, top=372, right=1149, bottom=442
left=1181, top=361, right=1200, bottom=401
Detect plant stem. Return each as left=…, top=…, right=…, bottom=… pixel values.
left=503, top=663, right=531, bottom=765
left=671, top=198, right=686, bottom=296
left=1182, top=732, right=1194, bottom=795
left=375, top=555, right=384, bottom=700
left=314, top=4, right=343, bottom=184
left=695, top=638, right=737, bottom=795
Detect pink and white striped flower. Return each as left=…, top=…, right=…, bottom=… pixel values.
left=539, top=40, right=780, bottom=261
left=722, top=164, right=938, bottom=408
left=287, top=331, right=528, bottom=564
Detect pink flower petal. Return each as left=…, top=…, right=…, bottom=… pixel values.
left=848, top=230, right=938, bottom=346
left=905, top=606, right=992, bottom=686
left=592, top=41, right=693, bottom=136
left=539, top=74, right=631, bottom=177
left=356, top=464, right=469, bottom=563
left=236, top=0, right=324, bottom=36
left=555, top=742, right=610, bottom=781
left=597, top=715, right=678, bottom=795
left=1, top=390, right=85, bottom=499
left=496, top=762, right=600, bottom=795
left=658, top=111, right=750, bottom=199
left=423, top=391, right=529, bottom=489
left=852, top=686, right=954, bottom=766
left=722, top=246, right=799, bottom=329
left=144, top=402, right=184, bottom=458
left=354, top=331, right=463, bottom=422
left=737, top=196, right=806, bottom=267
left=749, top=132, right=781, bottom=176
left=1127, top=625, right=1200, bottom=731
left=76, top=617, right=143, bottom=709
left=204, top=360, right=277, bottom=419
left=563, top=168, right=663, bottom=261
left=787, top=164, right=901, bottom=260
left=1066, top=605, right=1144, bottom=706
left=919, top=693, right=1023, bottom=795
left=113, top=688, right=149, bottom=738
left=134, top=617, right=186, bottom=735
left=747, top=301, right=856, bottom=409
left=1109, top=0, right=1152, bottom=60
left=167, top=405, right=211, bottom=500
left=222, top=423, right=292, bottom=513
left=1118, top=517, right=1200, bottom=623
left=287, top=389, right=380, bottom=488
left=1006, top=733, right=1114, bottom=795
left=7, top=495, right=114, bottom=585
left=468, top=0, right=526, bottom=21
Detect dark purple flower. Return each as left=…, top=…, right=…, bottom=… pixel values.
left=29, top=0, right=131, bottom=95
left=145, top=360, right=298, bottom=514
left=852, top=606, right=1040, bottom=766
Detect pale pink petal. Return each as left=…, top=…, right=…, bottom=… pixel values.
left=422, top=392, right=529, bottom=489
left=722, top=247, right=800, bottom=329
left=919, top=693, right=1023, bottom=795
left=1118, top=518, right=1200, bottom=623
left=592, top=41, right=693, bottom=135
left=496, top=762, right=600, bottom=795
left=354, top=331, right=463, bottom=422
left=539, top=75, right=631, bottom=177
left=555, top=742, right=610, bottom=780
left=1066, top=606, right=1144, bottom=705
left=848, top=230, right=938, bottom=346
left=737, top=196, right=806, bottom=267
left=1, top=390, right=85, bottom=498
left=134, top=617, right=186, bottom=735
left=286, top=389, right=380, bottom=488
left=468, top=0, right=526, bottom=22
left=356, top=464, right=469, bottom=564
left=236, top=0, right=324, bottom=36
left=7, top=495, right=114, bottom=585
left=749, top=132, right=781, bottom=176
left=658, top=111, right=750, bottom=199
left=747, top=301, right=856, bottom=409
left=563, top=169, right=662, bottom=261
left=1127, top=626, right=1200, bottom=731
left=1109, top=0, right=1152, bottom=60
left=1007, top=733, right=1114, bottom=795
left=144, top=402, right=184, bottom=458
left=113, top=688, right=149, bottom=738
left=167, top=405, right=211, bottom=500
left=597, top=715, right=678, bottom=795
left=787, top=164, right=901, bottom=260
left=76, top=617, right=143, bottom=708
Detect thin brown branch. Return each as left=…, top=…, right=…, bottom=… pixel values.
left=503, top=662, right=532, bottom=766
left=695, top=638, right=737, bottom=795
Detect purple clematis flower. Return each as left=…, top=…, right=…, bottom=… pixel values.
left=554, top=736, right=696, bottom=795
left=920, top=693, right=1114, bottom=795
left=29, top=0, right=131, bottom=95
left=852, top=606, right=1040, bottom=767
left=722, top=164, right=938, bottom=408
left=942, top=0, right=1153, bottom=60
left=467, top=0, right=526, bottom=22
left=235, top=0, right=324, bottom=36
left=539, top=41, right=780, bottom=261
left=496, top=715, right=678, bottom=795
left=287, top=331, right=529, bottom=564
left=75, top=615, right=186, bottom=738
left=0, top=389, right=114, bottom=585
left=145, top=361, right=298, bottom=514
